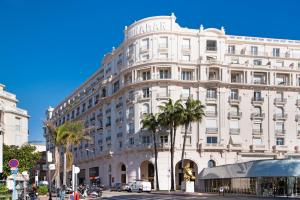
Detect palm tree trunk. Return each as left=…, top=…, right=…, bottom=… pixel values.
left=153, top=132, right=159, bottom=191
left=171, top=126, right=177, bottom=191
left=181, top=123, right=189, bottom=168
left=63, top=152, right=67, bottom=186
left=54, top=146, right=61, bottom=188
left=169, top=125, right=175, bottom=191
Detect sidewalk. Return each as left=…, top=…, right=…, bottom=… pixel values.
left=151, top=190, right=216, bottom=197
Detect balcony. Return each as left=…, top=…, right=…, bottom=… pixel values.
left=274, top=98, right=287, bottom=105
left=275, top=129, right=286, bottom=135
left=250, top=144, right=266, bottom=152
left=205, top=128, right=218, bottom=134
left=206, top=47, right=217, bottom=52
left=228, top=96, right=241, bottom=104
left=251, top=113, right=265, bottom=120
left=273, top=113, right=288, bottom=120
left=228, top=111, right=242, bottom=119
left=253, top=80, right=267, bottom=85
left=206, top=95, right=217, bottom=103
left=251, top=97, right=264, bottom=105
left=205, top=111, right=217, bottom=117
left=229, top=128, right=240, bottom=135
left=198, top=143, right=225, bottom=151
left=252, top=129, right=263, bottom=135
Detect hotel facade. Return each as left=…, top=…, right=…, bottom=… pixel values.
left=44, top=14, right=300, bottom=191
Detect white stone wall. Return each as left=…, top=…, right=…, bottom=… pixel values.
left=0, top=84, right=29, bottom=146
left=45, top=15, right=300, bottom=189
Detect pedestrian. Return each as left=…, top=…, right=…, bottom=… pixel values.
left=60, top=185, right=66, bottom=200
left=219, top=186, right=224, bottom=196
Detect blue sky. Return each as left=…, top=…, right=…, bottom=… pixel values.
left=1, top=0, right=300, bottom=142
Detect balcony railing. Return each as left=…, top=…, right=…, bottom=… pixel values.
left=205, top=128, right=218, bottom=134
left=180, top=94, right=193, bottom=100
left=206, top=47, right=217, bottom=51
left=156, top=93, right=170, bottom=99
left=228, top=112, right=242, bottom=119
left=273, top=113, right=288, bottom=120
left=231, top=77, right=243, bottom=83
left=208, top=76, right=220, bottom=81
left=275, top=129, right=286, bottom=135
left=229, top=128, right=240, bottom=135
left=228, top=96, right=241, bottom=104
left=251, top=113, right=265, bottom=119
left=205, top=111, right=217, bottom=117
left=206, top=95, right=217, bottom=102
left=253, top=80, right=267, bottom=85
left=251, top=97, right=264, bottom=104
left=252, top=129, right=263, bottom=135
left=274, top=98, right=287, bottom=105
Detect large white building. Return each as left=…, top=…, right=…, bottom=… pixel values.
left=0, top=84, right=29, bottom=146
left=45, top=14, right=300, bottom=191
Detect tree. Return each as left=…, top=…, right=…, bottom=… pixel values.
left=141, top=113, right=160, bottom=190
left=1, top=144, right=40, bottom=179
left=44, top=121, right=67, bottom=188
left=158, top=99, right=184, bottom=191
left=180, top=97, right=205, bottom=169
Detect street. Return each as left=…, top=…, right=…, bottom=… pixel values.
left=101, top=191, right=299, bottom=200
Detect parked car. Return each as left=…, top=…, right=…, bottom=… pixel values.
left=128, top=180, right=151, bottom=192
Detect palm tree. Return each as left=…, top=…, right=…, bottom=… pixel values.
left=44, top=121, right=67, bottom=188
left=141, top=113, right=160, bottom=191
left=180, top=97, right=205, bottom=169
left=60, top=121, right=91, bottom=186
left=158, top=99, right=184, bottom=191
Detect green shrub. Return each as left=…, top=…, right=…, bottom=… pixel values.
left=0, top=184, right=9, bottom=194
left=37, top=185, right=48, bottom=195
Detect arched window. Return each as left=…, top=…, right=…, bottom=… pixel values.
left=208, top=160, right=216, bottom=168
left=121, top=164, right=126, bottom=172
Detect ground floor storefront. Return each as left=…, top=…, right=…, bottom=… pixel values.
left=199, top=159, right=300, bottom=197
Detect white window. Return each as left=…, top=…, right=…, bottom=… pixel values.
left=276, top=138, right=284, bottom=145
left=159, top=37, right=168, bottom=48
left=159, top=69, right=171, bottom=79
left=228, top=45, right=235, bottom=54
left=142, top=71, right=151, bottom=80
left=275, top=122, right=284, bottom=131
left=141, top=38, right=149, bottom=50
left=230, top=89, right=239, bottom=99
left=182, top=38, right=191, bottom=49
left=253, top=59, right=262, bottom=65
left=206, top=40, right=217, bottom=51
left=273, top=48, right=280, bottom=57
left=206, top=119, right=217, bottom=128
left=181, top=70, right=192, bottom=80
left=160, top=135, right=168, bottom=144
left=251, top=46, right=258, bottom=55
left=142, top=88, right=150, bottom=98
left=275, top=60, right=284, bottom=67
left=207, top=89, right=217, bottom=98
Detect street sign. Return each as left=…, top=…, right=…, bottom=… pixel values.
left=10, top=168, right=18, bottom=174
left=49, top=164, right=55, bottom=170
left=74, top=166, right=80, bottom=174
left=8, top=159, right=19, bottom=168
left=47, top=151, right=53, bottom=163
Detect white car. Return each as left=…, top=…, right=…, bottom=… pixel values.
left=129, top=180, right=151, bottom=192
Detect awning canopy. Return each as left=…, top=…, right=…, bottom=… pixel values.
left=229, top=135, right=242, bottom=145
left=199, top=159, right=300, bottom=179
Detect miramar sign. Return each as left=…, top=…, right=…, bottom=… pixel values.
left=126, top=19, right=171, bottom=39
